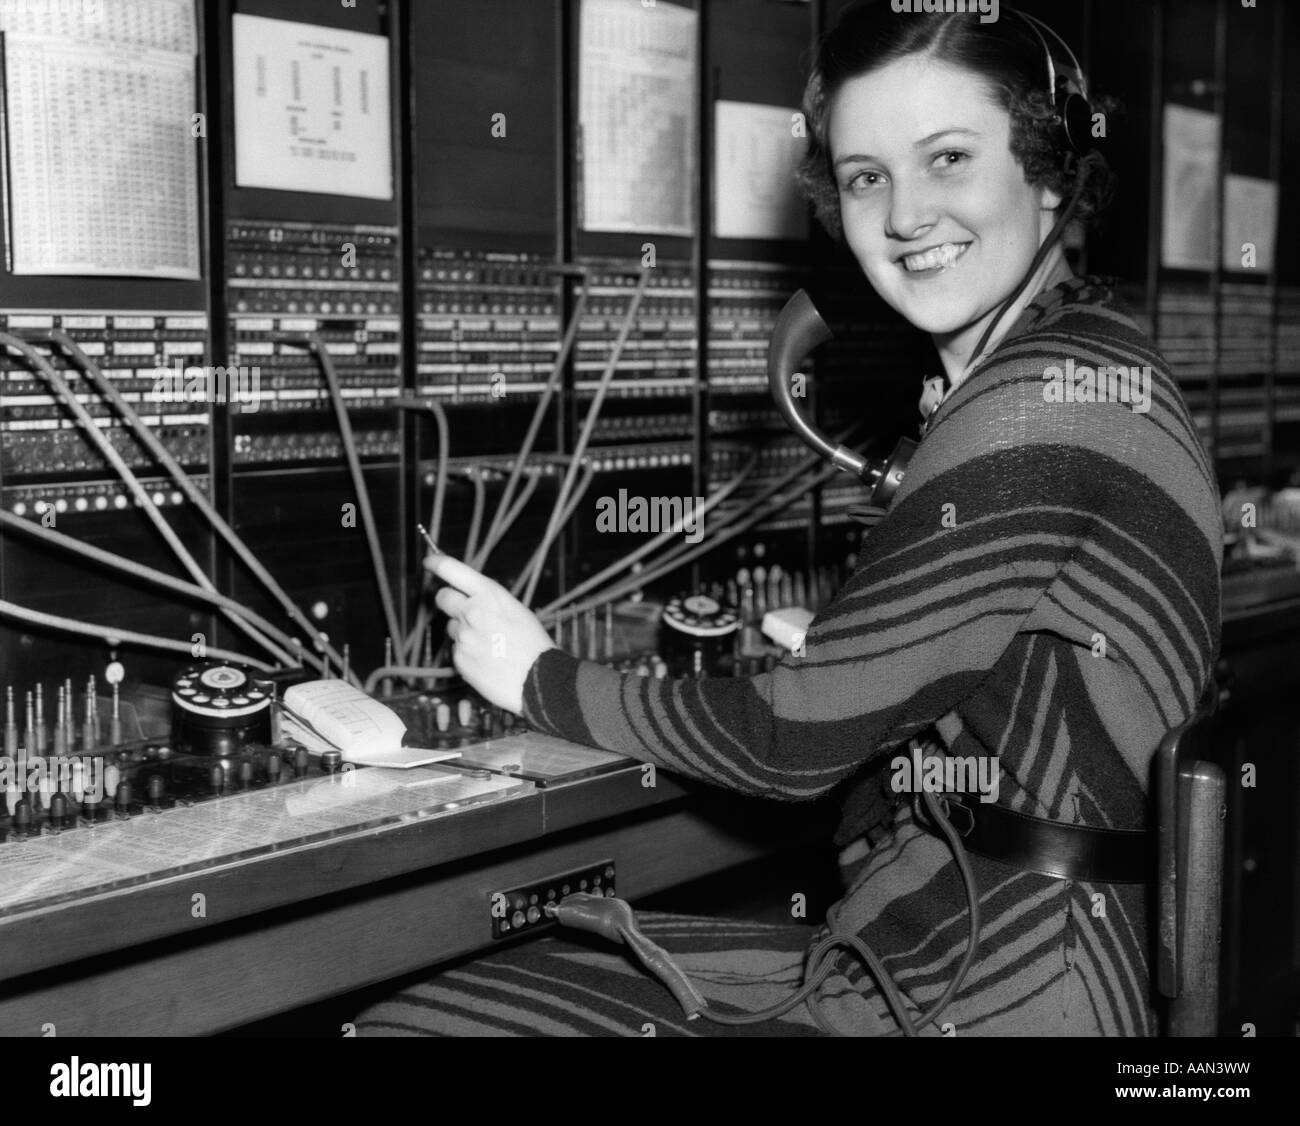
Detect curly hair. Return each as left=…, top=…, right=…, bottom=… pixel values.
left=797, top=1, right=1118, bottom=242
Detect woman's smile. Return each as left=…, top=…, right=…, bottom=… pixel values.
left=828, top=56, right=1064, bottom=377
left=898, top=240, right=972, bottom=276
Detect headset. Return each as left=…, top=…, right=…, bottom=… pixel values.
left=966, top=8, right=1103, bottom=370
left=1015, top=9, right=1096, bottom=158
left=768, top=8, right=1101, bottom=475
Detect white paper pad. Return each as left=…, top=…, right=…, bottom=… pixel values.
left=278, top=712, right=459, bottom=769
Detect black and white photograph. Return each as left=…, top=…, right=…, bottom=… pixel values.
left=0, top=0, right=1294, bottom=1100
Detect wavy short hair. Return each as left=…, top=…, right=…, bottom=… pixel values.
left=797, top=0, right=1117, bottom=242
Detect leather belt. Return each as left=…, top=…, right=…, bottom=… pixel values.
left=921, top=794, right=1154, bottom=885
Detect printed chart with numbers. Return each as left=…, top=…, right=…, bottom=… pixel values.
left=1, top=35, right=201, bottom=278
left=578, top=0, right=697, bottom=236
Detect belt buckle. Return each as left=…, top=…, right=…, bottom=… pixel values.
left=939, top=795, right=976, bottom=838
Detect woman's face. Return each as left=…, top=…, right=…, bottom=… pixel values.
left=828, top=55, right=1062, bottom=345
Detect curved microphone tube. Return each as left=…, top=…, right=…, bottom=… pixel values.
left=767, top=293, right=917, bottom=508
left=768, top=291, right=871, bottom=481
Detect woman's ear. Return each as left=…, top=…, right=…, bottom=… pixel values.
left=1037, top=182, right=1065, bottom=238
left=1037, top=182, right=1065, bottom=212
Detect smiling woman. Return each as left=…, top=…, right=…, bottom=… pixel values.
left=354, top=1, right=1220, bottom=1038
left=797, top=4, right=1115, bottom=387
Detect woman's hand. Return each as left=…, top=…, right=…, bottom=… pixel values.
left=426, top=554, right=557, bottom=715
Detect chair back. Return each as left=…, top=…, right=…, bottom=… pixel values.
left=1154, top=690, right=1226, bottom=1037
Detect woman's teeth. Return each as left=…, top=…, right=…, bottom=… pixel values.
left=902, top=242, right=970, bottom=273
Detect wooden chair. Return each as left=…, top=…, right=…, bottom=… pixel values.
left=1154, top=689, right=1227, bottom=1036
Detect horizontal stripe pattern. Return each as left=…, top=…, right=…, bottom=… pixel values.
left=357, top=275, right=1219, bottom=1036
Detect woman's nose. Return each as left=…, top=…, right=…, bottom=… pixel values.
left=885, top=181, right=940, bottom=242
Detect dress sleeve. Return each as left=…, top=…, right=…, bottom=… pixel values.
left=520, top=356, right=1110, bottom=800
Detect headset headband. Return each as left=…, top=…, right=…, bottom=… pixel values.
left=1015, top=9, right=1090, bottom=104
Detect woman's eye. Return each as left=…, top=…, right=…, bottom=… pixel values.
left=844, top=169, right=885, bottom=192
left=933, top=150, right=970, bottom=170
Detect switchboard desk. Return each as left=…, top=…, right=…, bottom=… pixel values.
left=0, top=754, right=817, bottom=1036
left=1, top=569, right=1298, bottom=1036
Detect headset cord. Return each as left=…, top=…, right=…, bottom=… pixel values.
left=966, top=160, right=1095, bottom=375
left=549, top=784, right=982, bottom=1037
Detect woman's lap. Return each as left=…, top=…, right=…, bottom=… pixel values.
left=353, top=912, right=828, bottom=1037
left=354, top=811, right=1157, bottom=1037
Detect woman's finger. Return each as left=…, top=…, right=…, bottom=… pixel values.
left=425, top=553, right=491, bottom=596
left=445, top=617, right=461, bottom=643
left=435, top=586, right=469, bottom=619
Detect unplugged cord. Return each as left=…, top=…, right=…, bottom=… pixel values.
left=461, top=467, right=489, bottom=571
left=540, top=425, right=865, bottom=622
left=520, top=270, right=651, bottom=608
left=472, top=468, right=542, bottom=569
left=300, top=334, right=403, bottom=659
left=547, top=894, right=708, bottom=1019
left=537, top=451, right=759, bottom=620
left=0, top=509, right=305, bottom=670
left=361, top=664, right=456, bottom=695
left=481, top=280, right=591, bottom=557
left=545, top=453, right=856, bottom=623
left=0, top=597, right=275, bottom=671
left=0, top=332, right=289, bottom=666
left=510, top=464, right=597, bottom=601
left=395, top=397, right=452, bottom=666
left=36, top=330, right=358, bottom=686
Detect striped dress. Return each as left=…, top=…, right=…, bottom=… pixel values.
left=355, top=275, right=1222, bottom=1036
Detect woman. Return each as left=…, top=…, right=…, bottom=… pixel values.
left=356, top=2, right=1221, bottom=1036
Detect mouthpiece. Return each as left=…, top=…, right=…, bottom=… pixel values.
left=767, top=291, right=870, bottom=482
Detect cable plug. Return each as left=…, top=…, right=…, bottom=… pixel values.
left=549, top=892, right=708, bottom=1019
